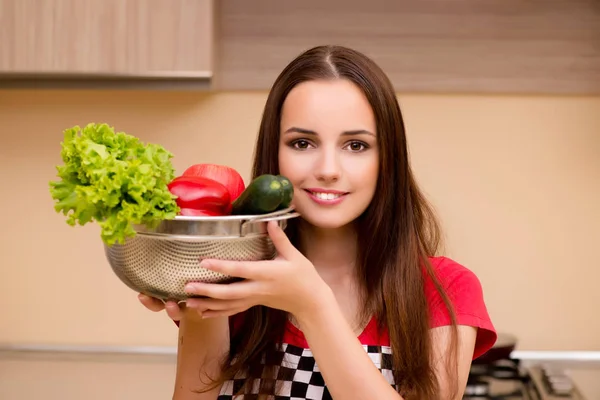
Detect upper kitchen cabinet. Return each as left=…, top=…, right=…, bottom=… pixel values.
left=0, top=0, right=215, bottom=86
left=214, top=0, right=600, bottom=95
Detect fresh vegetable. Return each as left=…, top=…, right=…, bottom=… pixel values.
left=183, top=163, right=246, bottom=201
left=179, top=208, right=223, bottom=217
left=231, top=174, right=287, bottom=215
left=168, top=176, right=232, bottom=216
left=49, top=123, right=180, bottom=246
left=276, top=175, right=294, bottom=210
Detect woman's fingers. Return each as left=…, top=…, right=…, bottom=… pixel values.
left=165, top=300, right=183, bottom=321
left=185, top=280, right=259, bottom=300
left=138, top=294, right=183, bottom=321
left=186, top=297, right=245, bottom=311
left=138, top=293, right=165, bottom=312
left=139, top=292, right=248, bottom=322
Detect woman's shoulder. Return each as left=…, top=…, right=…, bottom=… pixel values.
left=425, top=255, right=497, bottom=359
left=424, top=255, right=489, bottom=314
left=424, top=255, right=484, bottom=296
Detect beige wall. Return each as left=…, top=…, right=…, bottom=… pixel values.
left=0, top=90, right=598, bottom=351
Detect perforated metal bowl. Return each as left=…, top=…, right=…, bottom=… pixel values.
left=103, top=207, right=300, bottom=301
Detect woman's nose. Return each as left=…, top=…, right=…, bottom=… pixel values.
left=314, top=149, right=341, bottom=182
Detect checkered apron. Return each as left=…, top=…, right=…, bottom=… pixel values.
left=217, top=343, right=395, bottom=399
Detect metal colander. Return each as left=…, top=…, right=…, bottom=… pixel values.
left=103, top=207, right=299, bottom=301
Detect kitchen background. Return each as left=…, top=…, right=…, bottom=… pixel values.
left=1, top=0, right=599, bottom=399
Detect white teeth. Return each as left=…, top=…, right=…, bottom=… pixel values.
left=314, top=192, right=342, bottom=200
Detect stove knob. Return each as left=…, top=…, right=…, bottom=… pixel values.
left=550, top=379, right=574, bottom=396
left=464, top=381, right=489, bottom=397
left=541, top=366, right=574, bottom=396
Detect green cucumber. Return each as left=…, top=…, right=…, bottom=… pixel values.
left=276, top=175, right=294, bottom=210
left=231, top=174, right=284, bottom=215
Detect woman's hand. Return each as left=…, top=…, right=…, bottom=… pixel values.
left=138, top=293, right=184, bottom=322
left=184, top=220, right=331, bottom=320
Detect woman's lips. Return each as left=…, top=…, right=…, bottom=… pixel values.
left=304, top=189, right=349, bottom=205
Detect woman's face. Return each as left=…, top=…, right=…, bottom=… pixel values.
left=278, top=79, right=379, bottom=229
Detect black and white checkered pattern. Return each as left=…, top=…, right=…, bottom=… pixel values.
left=217, top=343, right=395, bottom=399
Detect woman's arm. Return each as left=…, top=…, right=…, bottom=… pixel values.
left=296, top=288, right=403, bottom=400
left=173, top=307, right=230, bottom=400
left=430, top=324, right=477, bottom=400
left=296, top=288, right=477, bottom=400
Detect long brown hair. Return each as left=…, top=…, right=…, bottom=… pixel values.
left=211, top=45, right=459, bottom=399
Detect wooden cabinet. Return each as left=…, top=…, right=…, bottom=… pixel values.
left=214, top=0, right=600, bottom=95
left=0, top=0, right=214, bottom=79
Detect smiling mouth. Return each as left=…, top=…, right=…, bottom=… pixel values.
left=304, top=189, right=349, bottom=201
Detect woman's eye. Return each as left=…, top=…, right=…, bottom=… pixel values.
left=292, top=139, right=312, bottom=150
left=346, top=141, right=368, bottom=152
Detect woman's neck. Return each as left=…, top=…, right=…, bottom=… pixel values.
left=296, top=220, right=358, bottom=284
left=292, top=219, right=367, bottom=334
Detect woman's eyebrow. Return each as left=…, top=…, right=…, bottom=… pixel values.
left=283, top=127, right=375, bottom=136
left=341, top=129, right=375, bottom=137
left=284, top=127, right=316, bottom=135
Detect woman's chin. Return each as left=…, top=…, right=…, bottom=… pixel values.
left=296, top=210, right=359, bottom=231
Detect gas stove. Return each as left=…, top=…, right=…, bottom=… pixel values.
left=464, top=358, right=587, bottom=399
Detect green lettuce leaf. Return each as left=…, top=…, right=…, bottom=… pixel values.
left=49, top=123, right=180, bottom=246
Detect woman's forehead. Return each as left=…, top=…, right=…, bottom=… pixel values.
left=281, top=80, right=376, bottom=134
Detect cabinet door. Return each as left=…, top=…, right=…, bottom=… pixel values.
left=0, top=0, right=214, bottom=77
left=214, top=0, right=600, bottom=94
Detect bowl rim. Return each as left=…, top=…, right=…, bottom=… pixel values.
left=127, top=207, right=301, bottom=238
left=168, top=206, right=297, bottom=222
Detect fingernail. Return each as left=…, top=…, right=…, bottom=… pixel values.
left=199, top=261, right=213, bottom=269
left=186, top=299, right=198, bottom=307
left=184, top=283, right=196, bottom=292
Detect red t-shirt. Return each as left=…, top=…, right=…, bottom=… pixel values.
left=229, top=255, right=497, bottom=360
left=181, top=256, right=497, bottom=399
left=422, top=255, right=497, bottom=359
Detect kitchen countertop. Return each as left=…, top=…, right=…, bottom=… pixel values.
left=568, top=369, right=600, bottom=399
left=521, top=359, right=600, bottom=400
left=1, top=349, right=599, bottom=400
left=0, top=350, right=177, bottom=400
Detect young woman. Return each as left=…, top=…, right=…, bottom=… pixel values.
left=139, top=45, right=497, bottom=400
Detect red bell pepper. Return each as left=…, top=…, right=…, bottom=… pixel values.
left=179, top=208, right=224, bottom=217
left=167, top=176, right=232, bottom=216
left=182, top=163, right=246, bottom=202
